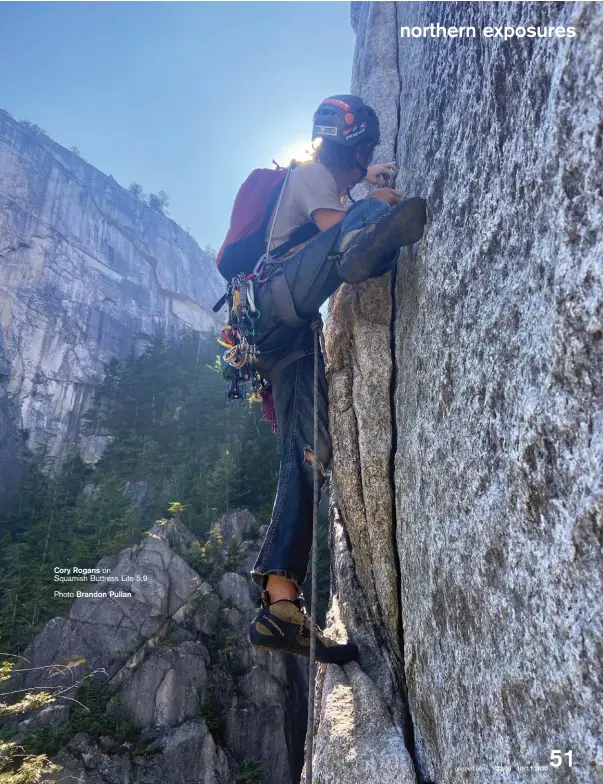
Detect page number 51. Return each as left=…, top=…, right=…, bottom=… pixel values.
left=550, top=750, right=572, bottom=768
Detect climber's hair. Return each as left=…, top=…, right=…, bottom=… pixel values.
left=313, top=139, right=373, bottom=172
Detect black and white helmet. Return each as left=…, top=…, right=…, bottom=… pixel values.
left=312, top=95, right=380, bottom=149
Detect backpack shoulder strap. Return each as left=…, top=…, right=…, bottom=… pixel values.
left=270, top=222, right=320, bottom=259
left=264, top=161, right=320, bottom=260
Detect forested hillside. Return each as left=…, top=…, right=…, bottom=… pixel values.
left=0, top=331, right=284, bottom=654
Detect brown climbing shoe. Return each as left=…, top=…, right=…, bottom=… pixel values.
left=336, top=196, right=427, bottom=284
left=249, top=594, right=358, bottom=664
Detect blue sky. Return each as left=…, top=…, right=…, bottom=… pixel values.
left=0, top=1, right=356, bottom=250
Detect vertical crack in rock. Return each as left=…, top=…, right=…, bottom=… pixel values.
left=388, top=8, right=425, bottom=775
left=389, top=261, right=421, bottom=780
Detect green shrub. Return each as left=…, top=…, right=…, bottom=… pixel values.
left=153, top=622, right=182, bottom=648
left=236, top=758, right=263, bottom=783
left=147, top=191, right=170, bottom=214
left=187, top=523, right=225, bottom=581
left=19, top=683, right=139, bottom=760
left=0, top=723, right=18, bottom=742
left=225, top=538, right=244, bottom=571
left=19, top=120, right=46, bottom=135
left=0, top=659, right=60, bottom=781
left=247, top=521, right=261, bottom=539
left=0, top=744, right=60, bottom=783
left=220, top=632, right=237, bottom=655
left=200, top=690, right=225, bottom=739
left=228, top=661, right=248, bottom=679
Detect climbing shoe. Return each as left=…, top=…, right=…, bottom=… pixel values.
left=337, top=196, right=427, bottom=284
left=249, top=594, right=358, bottom=664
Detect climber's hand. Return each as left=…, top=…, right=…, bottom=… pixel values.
left=364, top=162, right=396, bottom=185
left=368, top=187, right=402, bottom=206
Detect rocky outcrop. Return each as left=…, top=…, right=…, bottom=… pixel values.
left=0, top=110, right=224, bottom=477
left=4, top=512, right=307, bottom=784
left=316, top=2, right=603, bottom=784
left=50, top=721, right=233, bottom=784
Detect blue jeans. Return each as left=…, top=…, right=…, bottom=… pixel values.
left=251, top=197, right=392, bottom=590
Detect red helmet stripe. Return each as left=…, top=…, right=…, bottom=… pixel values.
left=322, top=98, right=351, bottom=111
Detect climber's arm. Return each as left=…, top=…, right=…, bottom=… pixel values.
left=310, top=208, right=346, bottom=232
left=293, top=164, right=346, bottom=234
left=295, top=164, right=402, bottom=233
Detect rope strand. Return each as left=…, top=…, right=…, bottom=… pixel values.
left=305, top=316, right=322, bottom=784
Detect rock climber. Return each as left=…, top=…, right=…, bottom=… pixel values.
left=242, top=95, right=427, bottom=663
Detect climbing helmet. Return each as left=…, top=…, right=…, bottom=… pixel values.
left=312, top=94, right=380, bottom=151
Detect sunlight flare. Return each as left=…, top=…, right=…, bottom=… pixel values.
left=273, top=138, right=316, bottom=168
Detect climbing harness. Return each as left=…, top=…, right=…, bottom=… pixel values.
left=304, top=316, right=322, bottom=784
left=213, top=162, right=316, bottom=416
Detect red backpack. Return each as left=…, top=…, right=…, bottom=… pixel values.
left=216, top=163, right=318, bottom=281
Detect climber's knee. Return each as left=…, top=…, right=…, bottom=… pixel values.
left=340, top=196, right=389, bottom=237
left=336, top=197, right=427, bottom=285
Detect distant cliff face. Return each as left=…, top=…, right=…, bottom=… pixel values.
left=317, top=2, right=603, bottom=783
left=0, top=111, right=223, bottom=473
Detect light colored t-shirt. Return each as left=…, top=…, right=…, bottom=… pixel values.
left=265, top=162, right=345, bottom=253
